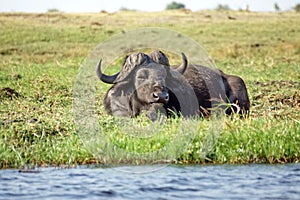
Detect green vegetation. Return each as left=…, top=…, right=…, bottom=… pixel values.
left=166, top=1, right=185, bottom=10
left=0, top=11, right=299, bottom=169
left=216, top=4, right=231, bottom=11
left=274, top=3, right=280, bottom=12
left=294, top=3, right=300, bottom=12
left=47, top=8, right=61, bottom=13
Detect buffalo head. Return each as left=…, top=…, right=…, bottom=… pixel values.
left=96, top=51, right=189, bottom=120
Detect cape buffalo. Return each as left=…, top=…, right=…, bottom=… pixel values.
left=97, top=50, right=250, bottom=120
left=150, top=50, right=250, bottom=116
left=180, top=64, right=250, bottom=116
left=148, top=49, right=249, bottom=116
left=219, top=70, right=250, bottom=115
left=96, top=51, right=198, bottom=121
left=169, top=59, right=250, bottom=116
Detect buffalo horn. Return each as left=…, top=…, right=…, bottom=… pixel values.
left=96, top=60, right=119, bottom=84
left=175, top=53, right=188, bottom=74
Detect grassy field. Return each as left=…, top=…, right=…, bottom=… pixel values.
left=0, top=10, right=299, bottom=168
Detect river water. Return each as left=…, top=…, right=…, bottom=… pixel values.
left=1, top=164, right=300, bottom=199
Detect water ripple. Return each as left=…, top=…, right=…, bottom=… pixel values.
left=1, top=164, right=300, bottom=199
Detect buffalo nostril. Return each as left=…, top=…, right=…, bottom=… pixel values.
left=153, top=93, right=159, bottom=100
left=164, top=94, right=169, bottom=101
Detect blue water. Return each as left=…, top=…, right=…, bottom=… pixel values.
left=1, top=164, right=300, bottom=199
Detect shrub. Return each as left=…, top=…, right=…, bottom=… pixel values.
left=47, top=8, right=60, bottom=13
left=166, top=1, right=185, bottom=10
left=216, top=4, right=231, bottom=11
left=274, top=3, right=280, bottom=12
left=294, top=3, right=300, bottom=12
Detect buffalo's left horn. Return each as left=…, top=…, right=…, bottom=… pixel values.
left=96, top=60, right=119, bottom=84
left=175, top=52, right=188, bottom=74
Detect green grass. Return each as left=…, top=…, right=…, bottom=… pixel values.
left=0, top=11, right=299, bottom=168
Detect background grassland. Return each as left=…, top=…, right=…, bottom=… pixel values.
left=0, top=10, right=299, bottom=168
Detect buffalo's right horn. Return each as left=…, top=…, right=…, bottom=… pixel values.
left=175, top=52, right=188, bottom=74
left=96, top=60, right=119, bottom=84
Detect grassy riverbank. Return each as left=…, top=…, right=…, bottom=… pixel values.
left=0, top=10, right=299, bottom=168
